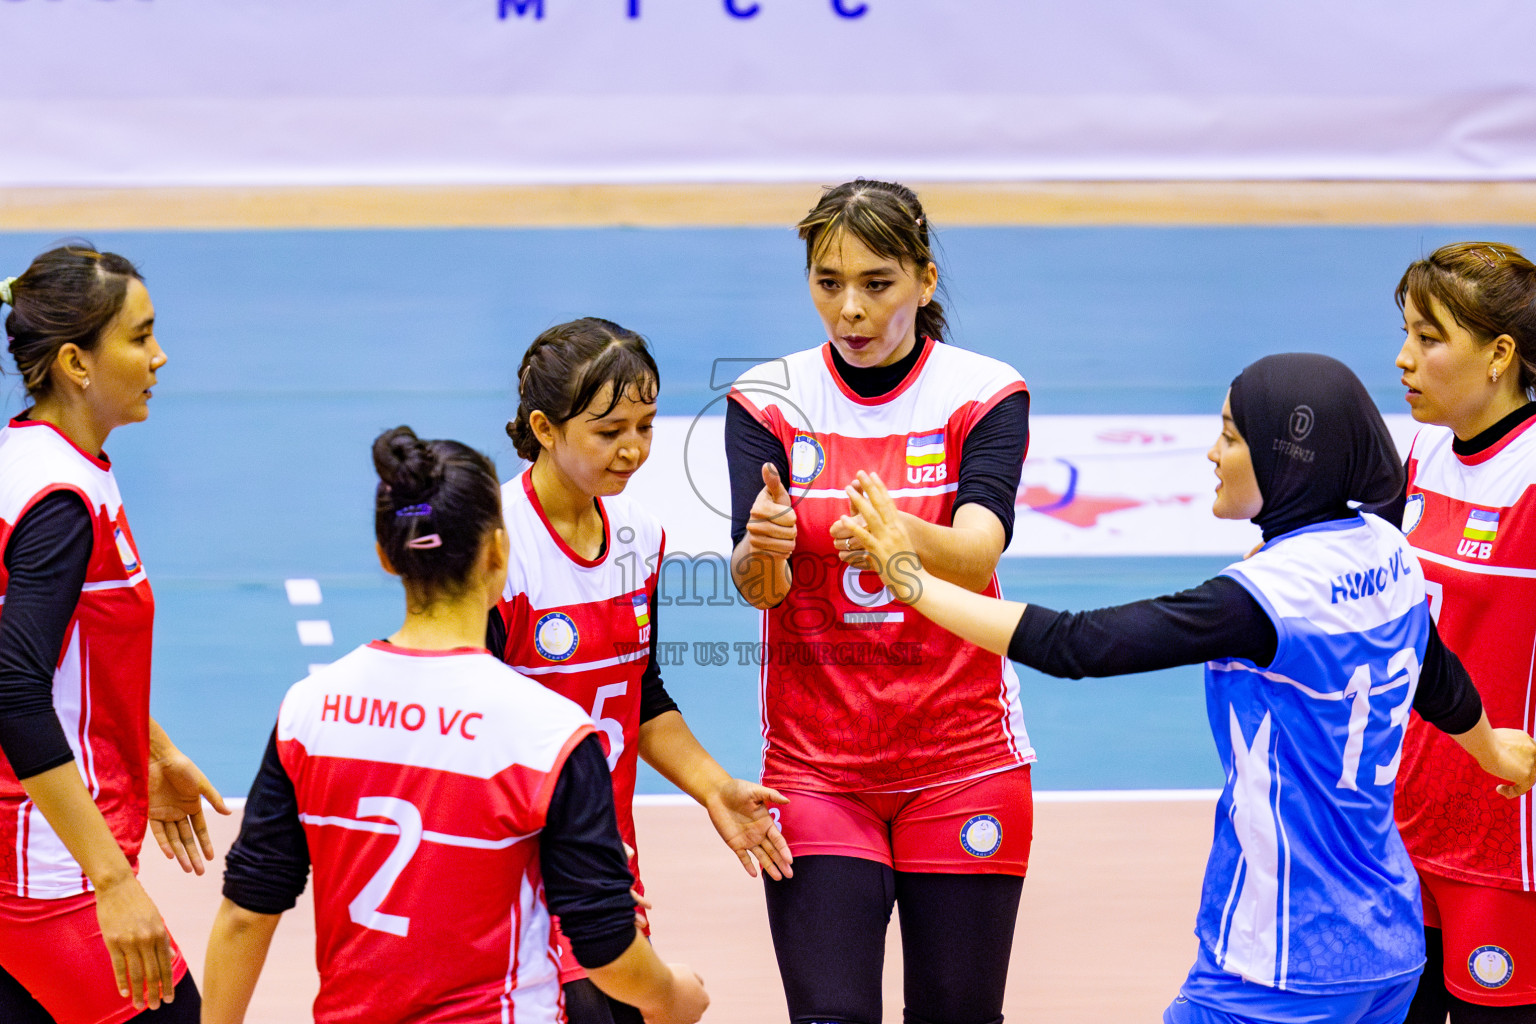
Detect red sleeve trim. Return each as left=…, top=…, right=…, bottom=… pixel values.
left=727, top=388, right=771, bottom=427
left=0, top=484, right=97, bottom=566
left=958, top=379, right=1029, bottom=436
left=535, top=723, right=598, bottom=819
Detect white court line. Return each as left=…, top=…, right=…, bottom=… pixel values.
left=285, top=578, right=324, bottom=605
left=296, top=620, right=334, bottom=646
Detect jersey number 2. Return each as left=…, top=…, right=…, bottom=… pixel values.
left=348, top=796, right=423, bottom=937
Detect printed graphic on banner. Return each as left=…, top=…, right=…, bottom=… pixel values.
left=626, top=415, right=1418, bottom=558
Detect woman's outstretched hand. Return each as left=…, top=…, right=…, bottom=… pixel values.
left=704, top=779, right=793, bottom=880
left=841, top=471, right=925, bottom=604
left=147, top=747, right=230, bottom=875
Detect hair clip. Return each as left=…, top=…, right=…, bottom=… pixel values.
left=395, top=503, right=432, bottom=518
left=405, top=534, right=443, bottom=549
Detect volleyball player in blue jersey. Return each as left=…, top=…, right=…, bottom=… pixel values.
left=843, top=353, right=1536, bottom=1024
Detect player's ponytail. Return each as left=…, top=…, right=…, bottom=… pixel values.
left=797, top=179, right=949, bottom=345
left=3, top=244, right=143, bottom=398
left=506, top=317, right=660, bottom=463
left=372, top=425, right=501, bottom=603
left=1397, top=241, right=1536, bottom=400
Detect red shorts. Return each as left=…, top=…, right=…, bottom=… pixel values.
left=0, top=889, right=188, bottom=1024
left=776, top=765, right=1032, bottom=875
left=1420, top=869, right=1536, bottom=1006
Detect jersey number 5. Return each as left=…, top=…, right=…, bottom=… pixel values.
left=591, top=682, right=627, bottom=771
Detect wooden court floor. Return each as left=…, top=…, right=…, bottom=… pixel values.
left=142, top=797, right=1214, bottom=1024
left=6, top=181, right=1536, bottom=231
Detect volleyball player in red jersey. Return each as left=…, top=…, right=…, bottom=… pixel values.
left=494, top=319, right=791, bottom=1024
left=726, top=181, right=1033, bottom=1024
left=204, top=426, right=709, bottom=1024
left=0, top=247, right=228, bottom=1022
left=1392, top=243, right=1536, bottom=1024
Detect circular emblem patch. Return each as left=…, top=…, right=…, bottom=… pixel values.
left=1469, top=945, right=1514, bottom=989
left=790, top=434, right=825, bottom=487
left=1401, top=493, right=1424, bottom=535
left=959, top=814, right=1002, bottom=858
left=534, top=612, right=579, bottom=662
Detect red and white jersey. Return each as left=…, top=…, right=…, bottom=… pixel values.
left=494, top=470, right=663, bottom=858
left=730, top=339, right=1035, bottom=793
left=1395, top=418, right=1536, bottom=890
left=277, top=641, right=595, bottom=1023
left=0, top=418, right=153, bottom=899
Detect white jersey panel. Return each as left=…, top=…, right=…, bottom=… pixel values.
left=501, top=476, right=664, bottom=609
left=1410, top=424, right=1536, bottom=507
left=278, top=644, right=592, bottom=780
left=733, top=343, right=1025, bottom=440
left=1225, top=514, right=1427, bottom=635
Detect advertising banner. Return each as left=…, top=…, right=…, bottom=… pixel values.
left=4, top=1, right=1536, bottom=185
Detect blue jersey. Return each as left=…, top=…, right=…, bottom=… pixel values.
left=1189, top=514, right=1429, bottom=1002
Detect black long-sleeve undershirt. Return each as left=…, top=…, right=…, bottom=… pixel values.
left=1008, top=574, right=1483, bottom=735
left=0, top=491, right=92, bottom=779
left=224, top=730, right=638, bottom=969
left=726, top=383, right=1029, bottom=549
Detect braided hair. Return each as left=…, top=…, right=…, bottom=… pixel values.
left=506, top=318, right=659, bottom=462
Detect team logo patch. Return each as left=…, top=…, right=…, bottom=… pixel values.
left=905, top=430, right=946, bottom=468
left=959, top=814, right=1002, bottom=858
left=1469, top=945, right=1514, bottom=989
left=631, top=592, right=650, bottom=629
left=534, top=612, right=579, bottom=662
left=113, top=527, right=140, bottom=574
left=790, top=434, right=825, bottom=486
left=1401, top=493, right=1424, bottom=535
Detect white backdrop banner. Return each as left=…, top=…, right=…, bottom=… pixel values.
left=4, top=0, right=1536, bottom=185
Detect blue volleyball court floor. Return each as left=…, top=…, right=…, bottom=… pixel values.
left=4, top=225, right=1532, bottom=798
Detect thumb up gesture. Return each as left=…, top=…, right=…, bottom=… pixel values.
left=745, top=463, right=797, bottom=561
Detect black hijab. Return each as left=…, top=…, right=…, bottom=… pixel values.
left=1227, top=353, right=1404, bottom=542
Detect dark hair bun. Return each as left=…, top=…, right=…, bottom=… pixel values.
left=372, top=426, right=442, bottom=504
left=371, top=425, right=502, bottom=600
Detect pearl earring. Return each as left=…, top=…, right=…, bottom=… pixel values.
left=81, top=377, right=90, bottom=390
